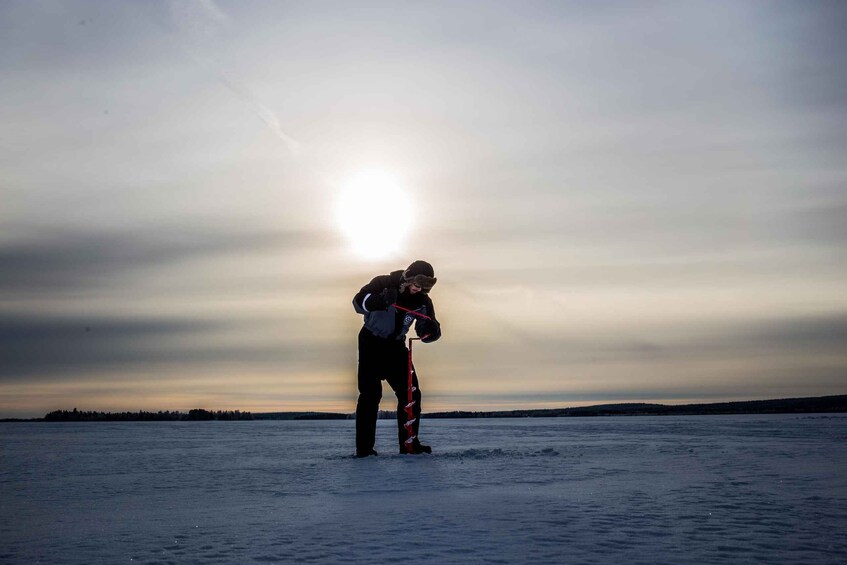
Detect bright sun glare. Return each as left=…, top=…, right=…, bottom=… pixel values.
left=336, top=170, right=413, bottom=260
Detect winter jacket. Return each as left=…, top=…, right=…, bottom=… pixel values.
left=353, top=270, right=441, bottom=343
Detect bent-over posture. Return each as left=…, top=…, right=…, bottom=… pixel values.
left=352, top=260, right=441, bottom=457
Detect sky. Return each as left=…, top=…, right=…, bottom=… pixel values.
left=1, top=1, right=846, bottom=418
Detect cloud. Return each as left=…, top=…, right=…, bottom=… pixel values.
left=530, top=313, right=847, bottom=365
left=0, top=313, right=218, bottom=380
left=745, top=314, right=847, bottom=350
left=787, top=202, right=847, bottom=246
left=427, top=312, right=847, bottom=400
left=0, top=226, right=335, bottom=293
left=778, top=2, right=847, bottom=112
left=0, top=311, right=351, bottom=381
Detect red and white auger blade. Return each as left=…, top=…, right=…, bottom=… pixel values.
left=391, top=305, right=433, bottom=455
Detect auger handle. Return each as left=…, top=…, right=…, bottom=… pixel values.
left=391, top=304, right=433, bottom=321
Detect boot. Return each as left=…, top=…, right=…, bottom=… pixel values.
left=355, top=448, right=378, bottom=458
left=400, top=441, right=432, bottom=455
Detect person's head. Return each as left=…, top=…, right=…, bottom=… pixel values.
left=401, top=260, right=437, bottom=294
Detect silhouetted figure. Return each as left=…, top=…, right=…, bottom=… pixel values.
left=352, top=260, right=441, bottom=457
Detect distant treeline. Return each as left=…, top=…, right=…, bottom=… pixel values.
left=424, top=395, right=847, bottom=418
left=251, top=410, right=394, bottom=420
left=43, top=408, right=254, bottom=421
left=253, top=412, right=349, bottom=421
left=2, top=395, right=845, bottom=423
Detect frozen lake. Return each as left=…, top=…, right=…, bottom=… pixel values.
left=2, top=415, right=846, bottom=564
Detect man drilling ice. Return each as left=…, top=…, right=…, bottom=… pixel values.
left=352, top=260, right=442, bottom=457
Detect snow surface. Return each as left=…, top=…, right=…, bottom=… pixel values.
left=1, top=415, right=846, bottom=564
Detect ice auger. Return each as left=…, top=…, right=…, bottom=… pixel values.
left=393, top=304, right=433, bottom=453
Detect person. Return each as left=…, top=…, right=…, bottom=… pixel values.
left=352, top=260, right=442, bottom=457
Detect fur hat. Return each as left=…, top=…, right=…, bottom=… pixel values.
left=401, top=260, right=437, bottom=293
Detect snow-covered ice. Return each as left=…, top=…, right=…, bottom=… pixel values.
left=1, top=415, right=846, bottom=564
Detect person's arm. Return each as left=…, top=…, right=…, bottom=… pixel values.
left=352, top=275, right=398, bottom=314
left=416, top=297, right=441, bottom=343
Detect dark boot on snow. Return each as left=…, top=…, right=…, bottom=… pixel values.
left=401, top=441, right=432, bottom=455
left=355, top=448, right=378, bottom=458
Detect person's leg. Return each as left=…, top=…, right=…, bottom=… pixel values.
left=355, top=334, right=383, bottom=456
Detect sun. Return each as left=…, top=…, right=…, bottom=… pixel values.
left=336, top=169, right=413, bottom=260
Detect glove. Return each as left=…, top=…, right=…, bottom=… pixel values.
left=417, top=319, right=440, bottom=342
left=417, top=319, right=432, bottom=335
left=368, top=287, right=398, bottom=311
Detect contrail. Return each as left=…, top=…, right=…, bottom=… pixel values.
left=167, top=0, right=301, bottom=156
left=200, top=60, right=302, bottom=156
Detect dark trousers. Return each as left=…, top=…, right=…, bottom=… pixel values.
left=356, top=328, right=422, bottom=453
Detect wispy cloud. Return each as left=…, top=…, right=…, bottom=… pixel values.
left=167, top=0, right=301, bottom=155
